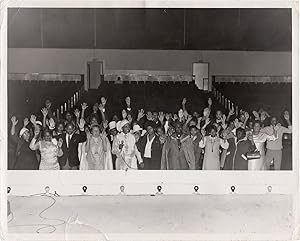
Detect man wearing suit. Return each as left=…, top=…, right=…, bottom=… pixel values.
left=57, top=119, right=87, bottom=170
left=137, top=121, right=163, bottom=170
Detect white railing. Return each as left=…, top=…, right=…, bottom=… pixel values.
left=54, top=85, right=85, bottom=120
left=212, top=85, right=239, bottom=114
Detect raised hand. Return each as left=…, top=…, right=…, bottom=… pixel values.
left=30, top=115, right=37, bottom=125
left=228, top=107, right=235, bottom=116
left=252, top=110, right=260, bottom=120
left=137, top=109, right=145, bottom=120
left=158, top=112, right=164, bottom=123
left=182, top=98, right=187, bottom=106
left=11, top=116, right=18, bottom=126
left=146, top=111, right=153, bottom=121
left=74, top=109, right=80, bottom=118
left=78, top=118, right=86, bottom=129
left=81, top=102, right=88, bottom=111
left=283, top=111, right=290, bottom=121
left=23, top=118, right=29, bottom=127
left=122, top=109, right=127, bottom=120
left=244, top=112, right=250, bottom=120
left=41, top=108, right=48, bottom=117
left=49, top=118, right=55, bottom=128
left=58, top=138, right=63, bottom=148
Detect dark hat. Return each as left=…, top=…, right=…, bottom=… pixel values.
left=144, top=120, right=156, bottom=129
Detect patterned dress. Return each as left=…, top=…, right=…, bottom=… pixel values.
left=38, top=140, right=60, bottom=170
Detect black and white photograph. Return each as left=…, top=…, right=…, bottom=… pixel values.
left=1, top=2, right=299, bottom=241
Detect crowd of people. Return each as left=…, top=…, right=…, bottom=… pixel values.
left=9, top=96, right=292, bottom=171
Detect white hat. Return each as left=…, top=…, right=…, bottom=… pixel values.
left=132, top=124, right=143, bottom=133
left=108, top=121, right=117, bottom=130
left=117, top=120, right=130, bottom=132
left=36, top=121, right=42, bottom=126
left=19, top=128, right=29, bottom=137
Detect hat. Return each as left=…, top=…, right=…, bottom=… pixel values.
left=36, top=121, right=42, bottom=126
left=117, top=119, right=130, bottom=132
left=19, top=128, right=29, bottom=138
left=132, top=124, right=143, bottom=133
left=108, top=121, right=117, bottom=130
left=144, top=120, right=156, bottom=129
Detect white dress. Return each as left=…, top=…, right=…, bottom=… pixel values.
left=250, top=132, right=277, bottom=170
left=112, top=132, right=143, bottom=170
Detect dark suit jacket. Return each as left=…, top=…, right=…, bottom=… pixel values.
left=56, top=131, right=87, bottom=168
left=137, top=135, right=163, bottom=170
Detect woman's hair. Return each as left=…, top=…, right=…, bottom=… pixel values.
left=41, top=127, right=52, bottom=139
left=189, top=125, right=198, bottom=132
left=156, top=125, right=165, bottom=133
left=253, top=120, right=262, bottom=126
left=90, top=124, right=102, bottom=132
left=208, top=125, right=218, bottom=133
left=236, top=127, right=246, bottom=137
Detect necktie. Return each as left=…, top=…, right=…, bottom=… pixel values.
left=68, top=134, right=71, bottom=148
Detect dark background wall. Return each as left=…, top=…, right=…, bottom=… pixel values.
left=8, top=8, right=291, bottom=51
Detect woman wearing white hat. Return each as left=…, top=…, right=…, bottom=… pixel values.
left=112, top=120, right=144, bottom=170
left=10, top=116, right=38, bottom=170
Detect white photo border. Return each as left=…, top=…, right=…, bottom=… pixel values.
left=1, top=0, right=299, bottom=240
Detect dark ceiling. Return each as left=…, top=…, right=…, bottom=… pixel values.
left=8, top=8, right=292, bottom=51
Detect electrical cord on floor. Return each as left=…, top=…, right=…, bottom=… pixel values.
left=8, top=193, right=66, bottom=233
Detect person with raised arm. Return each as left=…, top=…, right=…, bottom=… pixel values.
left=30, top=128, right=63, bottom=170
left=112, top=120, right=144, bottom=170
left=199, top=125, right=229, bottom=170
left=83, top=102, right=100, bottom=125
left=84, top=124, right=112, bottom=170
left=10, top=116, right=38, bottom=170
left=138, top=121, right=163, bottom=170
left=189, top=125, right=204, bottom=170
left=161, top=121, right=195, bottom=170
left=250, top=120, right=278, bottom=170
left=261, top=111, right=292, bottom=170
left=56, top=118, right=87, bottom=170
